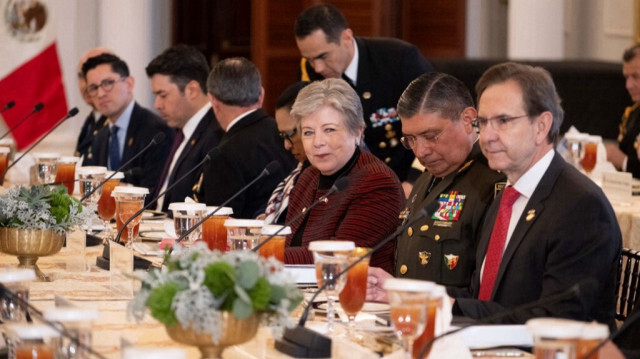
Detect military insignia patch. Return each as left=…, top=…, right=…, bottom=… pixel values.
left=369, top=107, right=399, bottom=128
left=418, top=251, right=431, bottom=266
left=432, top=191, right=465, bottom=221
left=444, top=254, right=459, bottom=270
left=494, top=182, right=507, bottom=198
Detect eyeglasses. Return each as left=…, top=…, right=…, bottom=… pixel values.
left=472, top=114, right=529, bottom=133
left=86, top=77, right=126, bottom=97
left=278, top=128, right=298, bottom=143
left=400, top=124, right=449, bottom=149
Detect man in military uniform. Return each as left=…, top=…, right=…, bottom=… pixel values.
left=606, top=44, right=640, bottom=178
left=294, top=4, right=433, bottom=195
left=367, top=72, right=504, bottom=302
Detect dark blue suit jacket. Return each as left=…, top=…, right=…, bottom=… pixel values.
left=85, top=102, right=175, bottom=197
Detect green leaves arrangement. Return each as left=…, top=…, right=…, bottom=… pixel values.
left=128, top=243, right=303, bottom=344
left=0, top=185, right=93, bottom=233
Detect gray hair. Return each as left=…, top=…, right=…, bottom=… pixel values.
left=476, top=62, right=564, bottom=145
left=398, top=72, right=474, bottom=121
left=290, top=78, right=365, bottom=138
left=206, top=57, right=261, bottom=107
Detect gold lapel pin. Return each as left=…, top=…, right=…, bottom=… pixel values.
left=526, top=209, right=536, bottom=222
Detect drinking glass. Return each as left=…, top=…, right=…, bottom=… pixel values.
left=5, top=324, right=60, bottom=359
left=97, top=171, right=123, bottom=240
left=526, top=318, right=584, bottom=359
left=309, top=240, right=355, bottom=334
left=77, top=166, right=107, bottom=206
left=32, top=153, right=59, bottom=185
left=0, top=269, right=36, bottom=323
left=224, top=219, right=264, bottom=251
left=577, top=322, right=608, bottom=359
left=43, top=307, right=99, bottom=359
left=0, top=147, right=10, bottom=186
left=112, top=186, right=149, bottom=248
left=581, top=137, right=598, bottom=174
left=54, top=156, right=80, bottom=195
left=384, top=278, right=435, bottom=359
left=259, top=224, right=290, bottom=262
left=201, top=206, right=233, bottom=251
left=168, top=202, right=207, bottom=244
left=338, top=247, right=371, bottom=339
left=413, top=285, right=445, bottom=359
left=565, top=133, right=586, bottom=169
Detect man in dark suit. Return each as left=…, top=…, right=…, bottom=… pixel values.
left=450, top=62, right=621, bottom=329
left=200, top=57, right=295, bottom=218
left=606, top=44, right=640, bottom=178
left=145, top=45, right=224, bottom=213
left=82, top=54, right=174, bottom=197
left=75, top=47, right=110, bottom=162
left=294, top=4, right=433, bottom=196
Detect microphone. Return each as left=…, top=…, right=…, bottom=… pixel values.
left=80, top=132, right=166, bottom=202
left=0, top=100, right=16, bottom=113
left=275, top=201, right=441, bottom=358
left=2, top=107, right=78, bottom=179
left=165, top=160, right=282, bottom=250
left=112, top=147, right=221, bottom=244
left=0, top=283, right=109, bottom=359
left=416, top=279, right=598, bottom=359
left=0, top=102, right=43, bottom=140
left=252, top=177, right=349, bottom=252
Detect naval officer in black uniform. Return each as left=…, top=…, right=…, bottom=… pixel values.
left=294, top=4, right=433, bottom=196
left=367, top=73, right=504, bottom=302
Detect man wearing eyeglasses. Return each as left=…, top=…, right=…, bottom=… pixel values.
left=366, top=73, right=504, bottom=301
left=449, top=62, right=620, bottom=329
left=75, top=47, right=111, bottom=162
left=82, top=53, right=174, bottom=197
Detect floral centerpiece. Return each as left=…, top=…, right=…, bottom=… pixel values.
left=128, top=243, right=303, bottom=354
left=0, top=185, right=94, bottom=281
left=0, top=185, right=93, bottom=232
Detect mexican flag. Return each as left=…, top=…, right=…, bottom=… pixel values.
left=0, top=0, right=67, bottom=150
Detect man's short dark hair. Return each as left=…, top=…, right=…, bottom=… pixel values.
left=398, top=72, right=474, bottom=122
left=146, top=44, right=209, bottom=93
left=276, top=81, right=309, bottom=110
left=207, top=57, right=261, bottom=107
left=623, top=44, right=640, bottom=63
left=82, top=53, right=129, bottom=78
left=476, top=62, right=564, bottom=145
left=294, top=4, right=348, bottom=44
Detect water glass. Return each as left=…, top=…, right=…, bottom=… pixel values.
left=43, top=307, right=99, bottom=359
left=77, top=166, right=107, bottom=206
left=32, top=153, right=59, bottom=185
left=0, top=268, right=36, bottom=323
left=384, top=278, right=435, bottom=359
left=309, top=240, right=355, bottom=334
left=168, top=202, right=207, bottom=244
left=224, top=219, right=264, bottom=251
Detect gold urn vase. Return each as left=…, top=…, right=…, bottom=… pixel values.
left=166, top=312, right=260, bottom=359
left=0, top=227, right=65, bottom=281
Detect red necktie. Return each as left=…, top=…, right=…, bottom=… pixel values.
left=478, top=186, right=520, bottom=301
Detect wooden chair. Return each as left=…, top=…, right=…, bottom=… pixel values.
left=616, top=248, right=640, bottom=321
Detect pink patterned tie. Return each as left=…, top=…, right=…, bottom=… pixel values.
left=478, top=186, right=520, bottom=301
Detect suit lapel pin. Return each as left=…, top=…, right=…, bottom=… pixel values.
left=526, top=209, right=536, bottom=221
left=362, top=91, right=371, bottom=100
left=190, top=139, right=196, bottom=146
left=128, top=138, right=133, bottom=147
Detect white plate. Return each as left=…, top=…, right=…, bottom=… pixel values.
left=139, top=231, right=167, bottom=241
